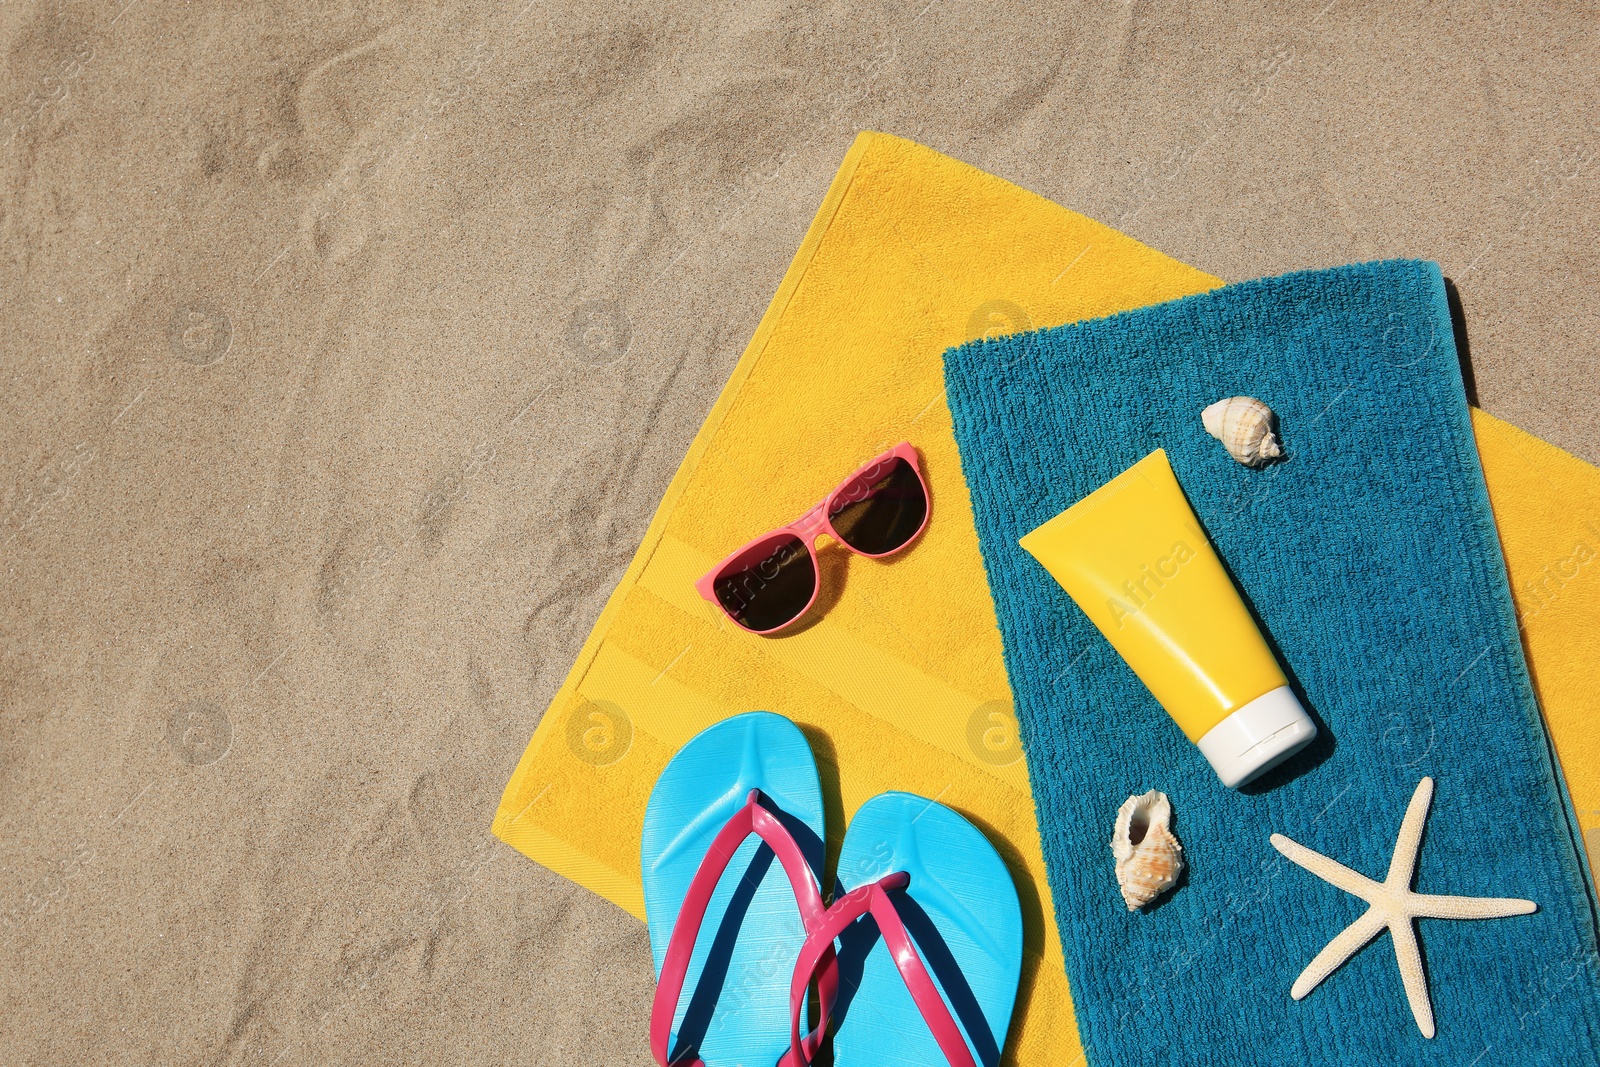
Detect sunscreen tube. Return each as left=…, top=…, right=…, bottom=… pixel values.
left=1020, top=449, right=1316, bottom=788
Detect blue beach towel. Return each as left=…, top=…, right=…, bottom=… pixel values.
left=943, top=260, right=1600, bottom=1066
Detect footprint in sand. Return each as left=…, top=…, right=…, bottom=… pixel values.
left=291, top=32, right=415, bottom=264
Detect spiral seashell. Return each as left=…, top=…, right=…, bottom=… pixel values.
left=1111, top=789, right=1185, bottom=911
left=1202, top=396, right=1282, bottom=467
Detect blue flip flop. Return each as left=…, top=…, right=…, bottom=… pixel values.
left=785, top=792, right=1023, bottom=1067
left=641, top=712, right=833, bottom=1067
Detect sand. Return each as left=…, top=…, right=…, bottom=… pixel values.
left=2, top=1, right=1596, bottom=1063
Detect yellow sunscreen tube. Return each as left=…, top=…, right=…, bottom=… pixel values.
left=1020, top=449, right=1316, bottom=788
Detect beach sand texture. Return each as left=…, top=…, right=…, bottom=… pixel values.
left=2, top=1, right=1596, bottom=1063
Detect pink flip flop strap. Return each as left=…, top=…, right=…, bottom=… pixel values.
left=786, top=872, right=978, bottom=1067
left=650, top=789, right=838, bottom=1067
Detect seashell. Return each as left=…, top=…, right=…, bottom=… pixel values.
left=1111, top=789, right=1185, bottom=911
left=1202, top=396, right=1282, bottom=467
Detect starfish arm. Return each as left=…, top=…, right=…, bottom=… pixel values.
left=1385, top=777, right=1434, bottom=889
left=1290, top=907, right=1388, bottom=1000
left=1390, top=917, right=1437, bottom=1039
left=1407, top=893, right=1538, bottom=920
left=1271, top=833, right=1383, bottom=900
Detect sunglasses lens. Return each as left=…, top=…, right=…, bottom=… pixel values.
left=828, top=457, right=927, bottom=555
left=712, top=534, right=816, bottom=632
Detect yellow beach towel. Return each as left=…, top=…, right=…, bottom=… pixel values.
left=496, top=131, right=1599, bottom=1063
left=1472, top=410, right=1600, bottom=874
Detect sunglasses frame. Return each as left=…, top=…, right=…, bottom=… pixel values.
left=694, top=442, right=931, bottom=635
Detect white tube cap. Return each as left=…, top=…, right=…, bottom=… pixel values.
left=1195, top=686, right=1317, bottom=789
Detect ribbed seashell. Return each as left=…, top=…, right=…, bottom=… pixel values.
left=1111, top=789, right=1185, bottom=911
left=1202, top=396, right=1282, bottom=467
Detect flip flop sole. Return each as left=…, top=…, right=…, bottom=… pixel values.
left=642, top=712, right=826, bottom=1067
left=830, top=792, right=1023, bottom=1067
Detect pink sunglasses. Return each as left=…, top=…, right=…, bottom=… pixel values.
left=694, top=442, right=931, bottom=634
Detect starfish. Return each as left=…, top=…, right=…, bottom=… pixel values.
left=1270, top=777, right=1537, bottom=1038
